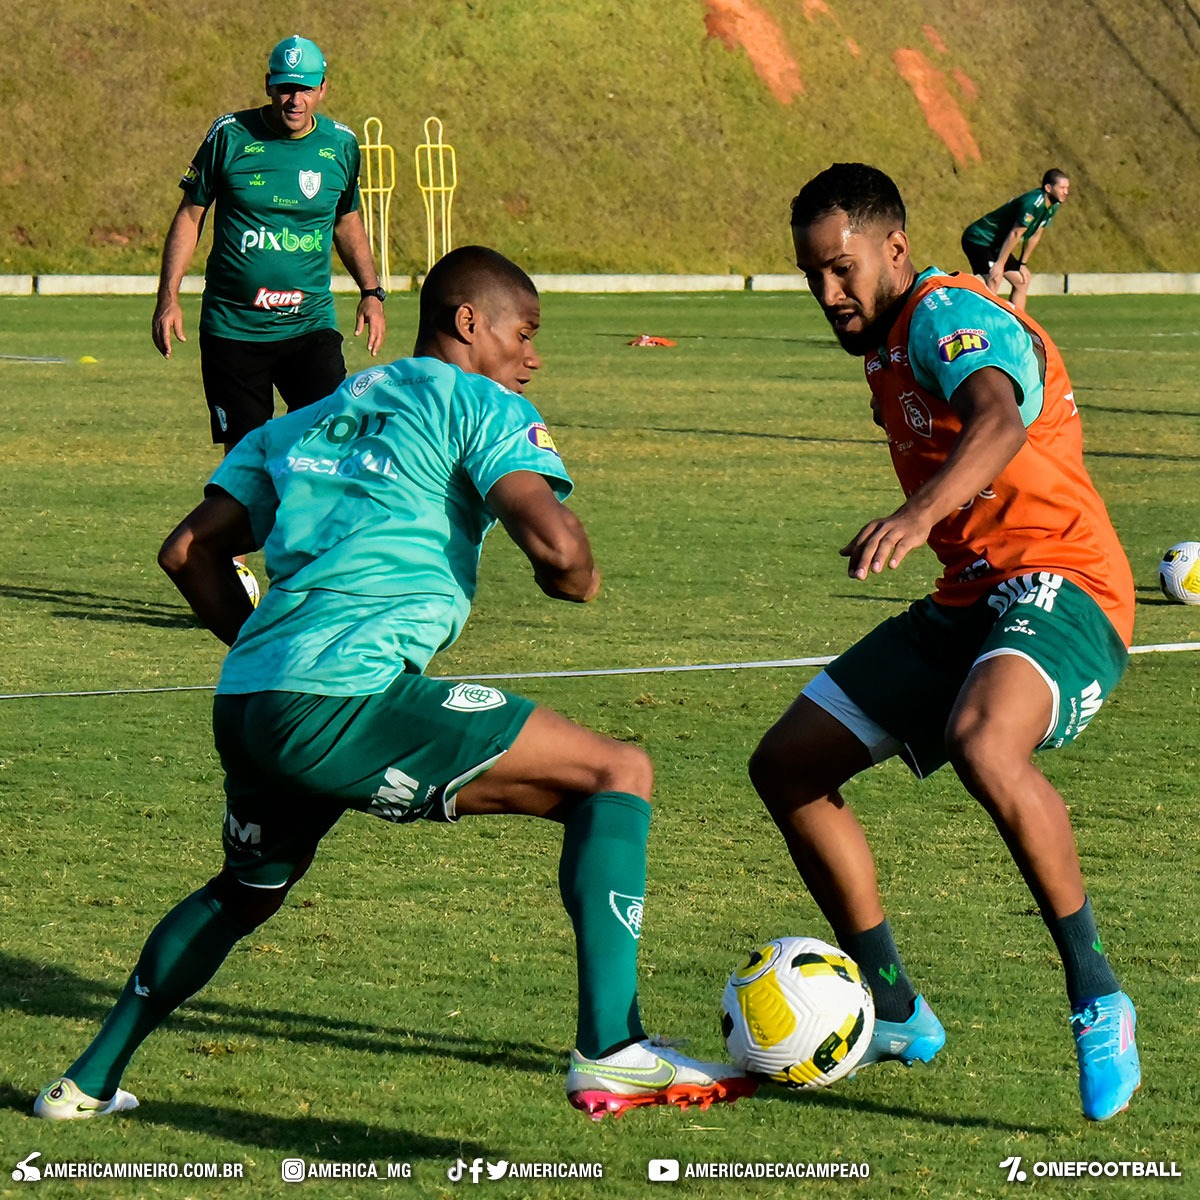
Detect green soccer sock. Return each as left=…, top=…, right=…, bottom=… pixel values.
left=841, top=918, right=919, bottom=1023
left=1045, top=896, right=1121, bottom=1006
left=558, top=791, right=651, bottom=1060
left=68, top=885, right=248, bottom=1100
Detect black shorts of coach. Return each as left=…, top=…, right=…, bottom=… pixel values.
left=960, top=233, right=1021, bottom=280
left=199, top=328, right=347, bottom=447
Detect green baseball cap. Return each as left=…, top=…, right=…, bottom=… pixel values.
left=267, top=35, right=326, bottom=88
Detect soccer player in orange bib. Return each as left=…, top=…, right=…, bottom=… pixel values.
left=749, top=163, right=1139, bottom=1121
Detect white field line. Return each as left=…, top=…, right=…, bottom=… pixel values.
left=1, top=641, right=1196, bottom=700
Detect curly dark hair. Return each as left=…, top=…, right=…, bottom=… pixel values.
left=789, top=163, right=906, bottom=232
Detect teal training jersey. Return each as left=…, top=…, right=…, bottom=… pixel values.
left=906, top=267, right=1046, bottom=425
left=962, top=188, right=1058, bottom=257
left=181, top=108, right=361, bottom=340
left=209, top=358, right=574, bottom=696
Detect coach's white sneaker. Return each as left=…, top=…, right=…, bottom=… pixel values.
left=34, top=1077, right=139, bottom=1120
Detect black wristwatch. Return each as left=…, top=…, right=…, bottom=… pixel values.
left=360, top=286, right=387, bottom=303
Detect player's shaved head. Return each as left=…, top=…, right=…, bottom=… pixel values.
left=790, top=163, right=906, bottom=234
left=418, top=246, right=538, bottom=339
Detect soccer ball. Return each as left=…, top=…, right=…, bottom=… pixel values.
left=235, top=561, right=261, bottom=608
left=721, top=936, right=875, bottom=1088
left=1158, top=542, right=1200, bottom=605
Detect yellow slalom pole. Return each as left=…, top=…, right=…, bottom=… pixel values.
left=414, top=116, right=458, bottom=274
left=359, top=116, right=396, bottom=290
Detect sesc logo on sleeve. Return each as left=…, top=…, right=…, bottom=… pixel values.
left=937, top=328, right=990, bottom=363
left=526, top=423, right=560, bottom=456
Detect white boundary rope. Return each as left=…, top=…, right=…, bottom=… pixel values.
left=1, top=642, right=1196, bottom=701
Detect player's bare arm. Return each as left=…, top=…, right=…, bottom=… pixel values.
left=158, top=490, right=259, bottom=645
left=842, top=366, right=1027, bottom=578
left=486, top=470, right=601, bottom=602
left=1020, top=226, right=1044, bottom=267
left=151, top=198, right=206, bottom=358
left=333, top=210, right=387, bottom=356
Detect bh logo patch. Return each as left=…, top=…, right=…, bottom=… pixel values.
left=609, top=892, right=644, bottom=939
left=442, top=683, right=507, bottom=713
left=937, top=328, right=990, bottom=363
left=298, top=170, right=322, bottom=199
left=526, top=423, right=560, bottom=455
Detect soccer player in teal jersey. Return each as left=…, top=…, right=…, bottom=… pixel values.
left=36, top=247, right=753, bottom=1123
left=152, top=36, right=387, bottom=451
left=961, top=169, right=1070, bottom=310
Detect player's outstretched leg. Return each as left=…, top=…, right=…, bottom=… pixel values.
left=455, top=706, right=753, bottom=1117
left=33, top=862, right=306, bottom=1120
left=750, top=694, right=946, bottom=1072
left=947, top=653, right=1139, bottom=1119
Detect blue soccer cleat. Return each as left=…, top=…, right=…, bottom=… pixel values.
left=1071, top=990, right=1140, bottom=1121
left=856, top=995, right=946, bottom=1068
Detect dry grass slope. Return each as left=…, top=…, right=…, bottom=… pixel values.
left=3, top=0, right=1198, bottom=275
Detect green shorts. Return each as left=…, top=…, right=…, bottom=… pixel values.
left=212, top=673, right=535, bottom=886
left=812, top=573, right=1128, bottom=778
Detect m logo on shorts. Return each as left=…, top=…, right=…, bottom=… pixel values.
left=442, top=683, right=507, bottom=712
left=226, top=815, right=261, bottom=845
left=609, top=892, right=644, bottom=939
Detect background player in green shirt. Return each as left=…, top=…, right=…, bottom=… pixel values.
left=36, top=246, right=752, bottom=1124
left=961, top=169, right=1070, bottom=310
left=152, top=36, right=387, bottom=451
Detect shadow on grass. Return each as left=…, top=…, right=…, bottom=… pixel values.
left=755, top=1081, right=1058, bottom=1135
left=0, top=584, right=196, bottom=630
left=0, top=1084, right=493, bottom=1160
left=558, top=421, right=879, bottom=448
left=0, top=952, right=561, bottom=1076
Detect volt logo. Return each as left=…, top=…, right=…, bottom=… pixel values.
left=239, top=226, right=324, bottom=254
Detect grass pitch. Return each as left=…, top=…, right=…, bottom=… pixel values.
left=0, top=292, right=1198, bottom=1198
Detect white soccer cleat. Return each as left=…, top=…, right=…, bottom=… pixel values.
left=566, top=1037, right=756, bottom=1119
left=34, top=1077, right=140, bottom=1121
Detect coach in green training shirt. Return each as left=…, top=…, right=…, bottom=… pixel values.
left=961, top=169, right=1070, bottom=310
left=152, top=35, right=387, bottom=450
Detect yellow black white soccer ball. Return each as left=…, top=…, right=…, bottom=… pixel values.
left=234, top=561, right=261, bottom=608
left=721, top=936, right=875, bottom=1088
left=1158, top=542, right=1200, bottom=605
